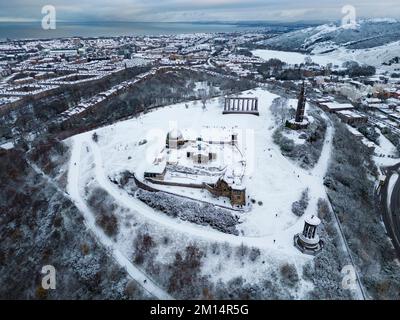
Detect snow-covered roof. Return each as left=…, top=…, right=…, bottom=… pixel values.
left=305, top=215, right=321, bottom=226
left=167, top=129, right=183, bottom=140
left=179, top=127, right=238, bottom=143
left=0, top=142, right=14, bottom=150
left=188, top=142, right=211, bottom=156
left=223, top=165, right=245, bottom=190
left=321, top=102, right=354, bottom=110
left=365, top=98, right=382, bottom=104
left=145, top=159, right=166, bottom=174
left=336, top=110, right=365, bottom=118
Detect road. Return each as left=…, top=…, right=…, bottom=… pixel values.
left=378, top=162, right=400, bottom=257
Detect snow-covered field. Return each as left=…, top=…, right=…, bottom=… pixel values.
left=252, top=49, right=344, bottom=67
left=323, top=41, right=400, bottom=73
left=253, top=39, right=400, bottom=73
left=65, top=87, right=335, bottom=298
left=257, top=19, right=400, bottom=73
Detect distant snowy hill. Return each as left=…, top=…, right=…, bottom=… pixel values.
left=323, top=40, right=400, bottom=72
left=260, top=19, right=400, bottom=53
left=258, top=19, right=400, bottom=73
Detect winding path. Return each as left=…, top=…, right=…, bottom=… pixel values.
left=67, top=138, right=173, bottom=300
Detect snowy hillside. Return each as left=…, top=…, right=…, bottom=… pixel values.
left=260, top=19, right=400, bottom=53
left=323, top=40, right=400, bottom=73
left=252, top=49, right=343, bottom=67
left=253, top=40, right=400, bottom=73
left=255, top=19, right=400, bottom=73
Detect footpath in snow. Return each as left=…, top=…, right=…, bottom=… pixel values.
left=67, top=138, right=173, bottom=300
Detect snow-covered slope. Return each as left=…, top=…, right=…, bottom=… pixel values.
left=323, top=40, right=400, bottom=72
left=261, top=19, right=400, bottom=53
left=258, top=19, right=400, bottom=72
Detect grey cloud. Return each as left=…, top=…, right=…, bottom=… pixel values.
left=0, top=0, right=399, bottom=22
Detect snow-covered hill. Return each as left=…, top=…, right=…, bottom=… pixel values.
left=258, top=19, right=400, bottom=73
left=62, top=88, right=351, bottom=299
left=324, top=40, right=400, bottom=72
left=261, top=19, right=400, bottom=54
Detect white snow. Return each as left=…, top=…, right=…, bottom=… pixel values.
left=322, top=40, right=400, bottom=72
left=253, top=39, right=400, bottom=73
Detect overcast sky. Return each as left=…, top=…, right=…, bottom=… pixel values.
left=1, top=0, right=399, bottom=23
